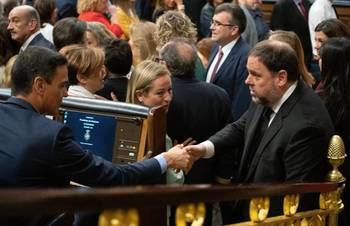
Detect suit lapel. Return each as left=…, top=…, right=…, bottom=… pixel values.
left=243, top=82, right=304, bottom=181
left=237, top=105, right=264, bottom=178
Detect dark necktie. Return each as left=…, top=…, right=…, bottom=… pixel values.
left=245, top=107, right=273, bottom=169
left=210, top=49, right=224, bottom=82
left=298, top=0, right=308, bottom=20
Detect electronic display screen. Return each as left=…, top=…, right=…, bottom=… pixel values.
left=62, top=111, right=117, bottom=161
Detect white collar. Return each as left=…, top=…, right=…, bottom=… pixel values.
left=271, top=81, right=298, bottom=114
left=20, top=31, right=41, bottom=51
left=68, top=85, right=96, bottom=99
left=220, top=37, right=239, bottom=56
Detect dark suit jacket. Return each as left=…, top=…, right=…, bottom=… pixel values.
left=167, top=76, right=233, bottom=183
left=28, top=33, right=55, bottom=50
left=270, top=0, right=312, bottom=67
left=210, top=82, right=334, bottom=221
left=208, top=37, right=251, bottom=120
left=0, top=97, right=161, bottom=188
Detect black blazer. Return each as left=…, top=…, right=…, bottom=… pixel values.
left=167, top=76, right=233, bottom=183
left=270, top=0, right=312, bottom=67
left=210, top=81, right=333, bottom=183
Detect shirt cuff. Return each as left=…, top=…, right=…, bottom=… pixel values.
left=199, top=140, right=215, bottom=159
left=154, top=154, right=167, bottom=174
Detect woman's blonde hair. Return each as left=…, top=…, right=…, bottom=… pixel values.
left=129, top=21, right=157, bottom=65
left=77, top=0, right=100, bottom=13
left=154, top=11, right=197, bottom=50
left=126, top=60, right=170, bottom=104
left=59, top=44, right=105, bottom=85
left=1, top=55, right=17, bottom=88
left=269, top=30, right=315, bottom=86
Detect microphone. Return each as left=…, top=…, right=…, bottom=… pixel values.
left=326, top=135, right=346, bottom=182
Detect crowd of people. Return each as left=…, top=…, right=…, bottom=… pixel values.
left=0, top=0, right=349, bottom=225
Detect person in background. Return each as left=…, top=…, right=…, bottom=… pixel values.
left=241, top=0, right=269, bottom=41
left=155, top=10, right=207, bottom=81
left=196, top=37, right=215, bottom=69
left=318, top=38, right=350, bottom=226
left=34, top=0, right=57, bottom=43
left=206, top=3, right=250, bottom=120
left=1, top=55, right=17, bottom=88
left=152, top=0, right=185, bottom=22
left=86, top=21, right=115, bottom=48
left=7, top=5, right=55, bottom=51
left=313, top=19, right=350, bottom=60
left=0, top=18, right=19, bottom=82
left=59, top=44, right=106, bottom=99
left=53, top=17, right=87, bottom=51
left=129, top=21, right=157, bottom=66
left=96, top=39, right=131, bottom=101
left=269, top=30, right=315, bottom=87
left=77, top=0, right=122, bottom=38
left=55, top=0, right=78, bottom=19
left=111, top=0, right=139, bottom=40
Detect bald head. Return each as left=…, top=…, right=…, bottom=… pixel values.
left=160, top=38, right=197, bottom=77
left=7, top=5, right=41, bottom=43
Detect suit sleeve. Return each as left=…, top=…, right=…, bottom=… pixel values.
left=51, top=126, right=162, bottom=187
left=284, top=126, right=329, bottom=182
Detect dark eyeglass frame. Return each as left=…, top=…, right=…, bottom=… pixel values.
left=210, top=19, right=235, bottom=27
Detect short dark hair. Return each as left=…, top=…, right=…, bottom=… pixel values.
left=214, top=3, right=246, bottom=34
left=53, top=17, right=87, bottom=51
left=249, top=40, right=299, bottom=82
left=315, top=19, right=350, bottom=39
left=104, top=39, right=132, bottom=75
left=34, top=0, right=56, bottom=25
left=11, top=46, right=67, bottom=95
left=160, top=38, right=197, bottom=77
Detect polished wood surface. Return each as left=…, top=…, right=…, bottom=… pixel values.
left=0, top=183, right=338, bottom=216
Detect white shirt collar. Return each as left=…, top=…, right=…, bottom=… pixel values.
left=271, top=81, right=298, bottom=114
left=221, top=37, right=239, bottom=56
left=68, top=85, right=96, bottom=99
left=20, top=31, right=41, bottom=51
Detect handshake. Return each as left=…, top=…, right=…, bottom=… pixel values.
left=161, top=138, right=209, bottom=174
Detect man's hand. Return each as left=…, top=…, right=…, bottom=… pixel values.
left=162, top=144, right=194, bottom=174
left=184, top=144, right=207, bottom=161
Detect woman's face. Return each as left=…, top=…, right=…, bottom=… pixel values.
left=164, top=0, right=176, bottom=10
left=137, top=74, right=172, bottom=108
left=81, top=65, right=106, bottom=94
left=95, top=0, right=108, bottom=13
left=85, top=31, right=98, bottom=47
left=315, top=31, right=328, bottom=60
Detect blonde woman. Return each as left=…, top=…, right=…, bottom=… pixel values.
left=127, top=60, right=184, bottom=184
left=129, top=21, right=157, bottom=65
left=269, top=30, right=315, bottom=87
left=59, top=44, right=107, bottom=98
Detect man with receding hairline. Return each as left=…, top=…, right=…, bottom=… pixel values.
left=7, top=5, right=55, bottom=51
left=186, top=40, right=334, bottom=223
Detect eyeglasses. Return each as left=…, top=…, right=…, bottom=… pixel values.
left=210, top=19, right=235, bottom=27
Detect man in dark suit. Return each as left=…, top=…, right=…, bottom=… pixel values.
left=186, top=40, right=334, bottom=223
left=270, top=0, right=312, bottom=68
left=7, top=5, right=55, bottom=51
left=161, top=38, right=233, bottom=226
left=207, top=3, right=251, bottom=120
left=0, top=46, right=193, bottom=225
